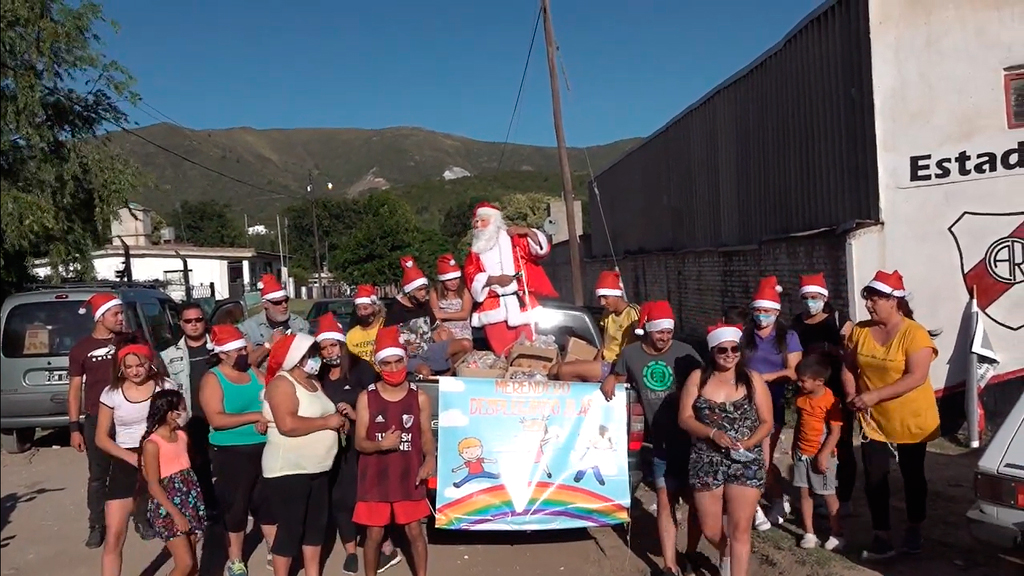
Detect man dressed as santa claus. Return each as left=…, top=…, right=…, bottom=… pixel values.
left=463, top=202, right=558, bottom=355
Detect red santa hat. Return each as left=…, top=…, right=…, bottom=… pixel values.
left=707, top=323, right=744, bottom=349
left=79, top=292, right=123, bottom=321
left=314, top=312, right=346, bottom=343
left=373, top=325, right=407, bottom=364
left=353, top=284, right=378, bottom=306
left=266, top=332, right=316, bottom=384
left=799, top=273, right=829, bottom=297
left=750, top=276, right=783, bottom=310
left=865, top=269, right=907, bottom=297
left=634, top=300, right=675, bottom=336
left=400, top=256, right=428, bottom=293
left=436, top=253, right=462, bottom=281
left=594, top=270, right=625, bottom=298
left=258, top=273, right=288, bottom=301
left=210, top=324, right=247, bottom=353
left=117, top=343, right=154, bottom=365
left=474, top=201, right=501, bottom=219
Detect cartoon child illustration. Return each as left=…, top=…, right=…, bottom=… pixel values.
left=573, top=425, right=615, bottom=486
left=451, top=437, right=500, bottom=488
left=520, top=416, right=556, bottom=479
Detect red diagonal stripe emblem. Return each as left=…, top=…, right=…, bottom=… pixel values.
left=965, top=220, right=1024, bottom=310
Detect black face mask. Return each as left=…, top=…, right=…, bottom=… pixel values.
left=323, top=355, right=342, bottom=366
left=231, top=354, right=251, bottom=372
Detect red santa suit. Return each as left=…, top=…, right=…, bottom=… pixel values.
left=463, top=202, right=559, bottom=355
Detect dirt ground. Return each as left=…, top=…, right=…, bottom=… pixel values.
left=1, top=429, right=1018, bottom=576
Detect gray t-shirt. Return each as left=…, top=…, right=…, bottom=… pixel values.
left=614, top=340, right=703, bottom=452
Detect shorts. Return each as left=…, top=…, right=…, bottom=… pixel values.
left=792, top=454, right=837, bottom=495
left=769, top=383, right=787, bottom=432
left=264, top=472, right=329, bottom=558
left=353, top=500, right=432, bottom=527
left=689, top=444, right=767, bottom=492
left=107, top=449, right=142, bottom=501
left=648, top=445, right=690, bottom=494
left=598, top=361, right=613, bottom=382
left=409, top=342, right=451, bottom=374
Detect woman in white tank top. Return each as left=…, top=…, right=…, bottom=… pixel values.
left=261, top=333, right=345, bottom=576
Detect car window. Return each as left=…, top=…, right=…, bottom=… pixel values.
left=210, top=302, right=245, bottom=326
left=160, top=298, right=183, bottom=342
left=1, top=301, right=94, bottom=358
left=138, top=300, right=175, bottom=352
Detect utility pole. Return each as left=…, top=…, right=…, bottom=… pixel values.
left=541, top=0, right=584, bottom=306
left=243, top=214, right=250, bottom=247
left=308, top=171, right=323, bottom=299
left=276, top=214, right=286, bottom=273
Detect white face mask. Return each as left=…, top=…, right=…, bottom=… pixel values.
left=302, top=356, right=322, bottom=375
left=753, top=312, right=778, bottom=329
left=174, top=410, right=190, bottom=428
left=803, top=298, right=825, bottom=316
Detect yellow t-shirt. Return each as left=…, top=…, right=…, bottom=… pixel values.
left=847, top=319, right=940, bottom=444
left=346, top=317, right=383, bottom=367
left=599, top=304, right=640, bottom=362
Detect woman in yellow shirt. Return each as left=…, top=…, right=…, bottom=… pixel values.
left=841, top=270, right=939, bottom=561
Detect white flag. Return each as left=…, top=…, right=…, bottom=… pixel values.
left=971, top=298, right=1000, bottom=390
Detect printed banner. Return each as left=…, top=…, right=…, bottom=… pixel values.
left=435, top=377, right=630, bottom=531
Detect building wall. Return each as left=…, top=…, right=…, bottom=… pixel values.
left=545, top=231, right=849, bottom=342
left=110, top=206, right=153, bottom=247
left=92, top=256, right=230, bottom=300
left=589, top=0, right=879, bottom=258
left=866, top=0, right=1023, bottom=390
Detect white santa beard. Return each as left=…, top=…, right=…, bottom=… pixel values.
left=471, top=218, right=506, bottom=255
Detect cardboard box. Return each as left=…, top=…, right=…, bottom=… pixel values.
left=564, top=337, right=600, bottom=362
left=454, top=353, right=506, bottom=379
left=506, top=343, right=559, bottom=375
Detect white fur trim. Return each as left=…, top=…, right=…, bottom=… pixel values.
left=315, top=331, right=346, bottom=343
left=595, top=288, right=624, bottom=297
left=262, top=289, right=287, bottom=301
left=283, top=333, right=316, bottom=371
left=470, top=296, right=537, bottom=328
left=469, top=272, right=490, bottom=303
left=866, top=280, right=906, bottom=297
left=353, top=296, right=377, bottom=305
left=402, top=277, right=428, bottom=293
left=750, top=299, right=782, bottom=310
left=774, top=285, right=784, bottom=293
left=643, top=318, right=674, bottom=333
left=213, top=338, right=247, bottom=353
left=799, top=285, right=828, bottom=297
left=92, top=298, right=123, bottom=321
left=374, top=346, right=407, bottom=364
left=475, top=206, right=501, bottom=218
left=707, top=327, right=743, bottom=349
left=437, top=271, right=462, bottom=281
left=527, top=229, right=549, bottom=257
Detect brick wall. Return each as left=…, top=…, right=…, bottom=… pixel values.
left=543, top=231, right=850, bottom=341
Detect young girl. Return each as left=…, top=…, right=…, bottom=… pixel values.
left=429, top=254, right=473, bottom=363
left=142, top=389, right=208, bottom=576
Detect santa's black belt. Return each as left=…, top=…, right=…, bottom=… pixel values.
left=496, top=291, right=527, bottom=308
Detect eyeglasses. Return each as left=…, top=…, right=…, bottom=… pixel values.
left=181, top=317, right=205, bottom=325
left=267, top=299, right=289, bottom=306
left=713, top=345, right=740, bottom=355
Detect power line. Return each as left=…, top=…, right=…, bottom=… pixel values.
left=496, top=4, right=543, bottom=171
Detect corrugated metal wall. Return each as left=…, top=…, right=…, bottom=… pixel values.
left=590, top=0, right=880, bottom=258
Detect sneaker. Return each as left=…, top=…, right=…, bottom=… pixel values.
left=860, top=535, right=897, bottom=561
left=85, top=525, right=105, bottom=549
left=824, top=536, right=845, bottom=551
left=134, top=521, right=157, bottom=541
left=753, top=506, right=771, bottom=531
left=225, top=559, right=248, bottom=576
left=799, top=533, right=820, bottom=549
left=342, top=553, right=359, bottom=575
left=718, top=557, right=731, bottom=576
left=902, top=526, right=923, bottom=554
left=767, top=497, right=790, bottom=524
left=377, top=549, right=402, bottom=573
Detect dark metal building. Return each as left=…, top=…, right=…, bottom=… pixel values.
left=590, top=0, right=881, bottom=258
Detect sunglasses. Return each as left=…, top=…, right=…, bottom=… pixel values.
left=181, top=317, right=205, bottom=325
left=267, top=298, right=289, bottom=306
left=713, top=345, right=740, bottom=356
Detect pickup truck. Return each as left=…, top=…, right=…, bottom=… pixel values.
left=967, top=392, right=1024, bottom=549
left=412, top=299, right=648, bottom=498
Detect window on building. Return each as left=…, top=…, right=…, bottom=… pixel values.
left=1007, top=70, right=1024, bottom=129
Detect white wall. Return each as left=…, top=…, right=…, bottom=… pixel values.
left=867, top=0, right=1023, bottom=390
left=92, top=256, right=230, bottom=300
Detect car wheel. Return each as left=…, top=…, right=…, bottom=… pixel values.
left=0, top=428, right=36, bottom=454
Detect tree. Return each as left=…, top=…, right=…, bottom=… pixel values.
left=175, top=200, right=245, bottom=248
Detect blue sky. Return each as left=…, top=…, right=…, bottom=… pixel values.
left=100, top=0, right=823, bottom=147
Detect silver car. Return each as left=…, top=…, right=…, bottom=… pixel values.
left=967, top=393, right=1024, bottom=549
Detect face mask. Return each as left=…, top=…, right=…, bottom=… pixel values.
left=302, top=356, right=322, bottom=375
left=231, top=354, right=250, bottom=372
left=753, top=313, right=777, bottom=329
left=803, top=298, right=825, bottom=315
left=380, top=368, right=408, bottom=387
left=174, top=410, right=190, bottom=428
left=323, top=355, right=342, bottom=366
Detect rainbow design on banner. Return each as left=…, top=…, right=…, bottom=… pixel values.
left=435, top=481, right=629, bottom=530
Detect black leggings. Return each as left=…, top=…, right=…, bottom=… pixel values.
left=330, top=449, right=359, bottom=545
left=836, top=408, right=857, bottom=503
left=861, top=439, right=928, bottom=532
left=265, top=472, right=330, bottom=558
left=210, top=444, right=273, bottom=533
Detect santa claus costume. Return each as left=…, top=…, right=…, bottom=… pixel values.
left=462, top=202, right=558, bottom=355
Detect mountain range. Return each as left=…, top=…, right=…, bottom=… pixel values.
left=107, top=123, right=640, bottom=222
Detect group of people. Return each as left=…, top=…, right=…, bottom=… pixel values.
left=572, top=268, right=940, bottom=576
left=64, top=199, right=942, bottom=576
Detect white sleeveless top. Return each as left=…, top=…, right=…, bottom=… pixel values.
left=261, top=372, right=339, bottom=478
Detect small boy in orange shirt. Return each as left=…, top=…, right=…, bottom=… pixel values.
left=793, top=354, right=845, bottom=551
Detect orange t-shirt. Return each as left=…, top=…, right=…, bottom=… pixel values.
left=794, top=388, right=843, bottom=457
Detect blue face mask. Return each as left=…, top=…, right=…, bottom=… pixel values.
left=753, top=313, right=777, bottom=329
left=803, top=298, right=825, bottom=315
